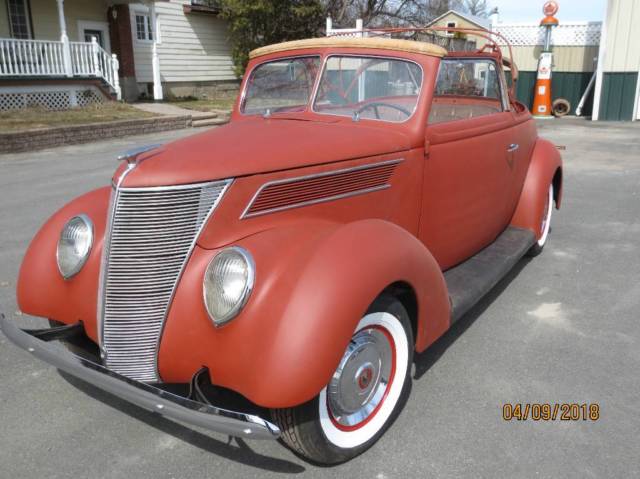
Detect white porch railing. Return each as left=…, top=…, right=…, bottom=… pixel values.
left=1, top=37, right=121, bottom=100
left=70, top=38, right=119, bottom=95
left=0, top=38, right=66, bottom=76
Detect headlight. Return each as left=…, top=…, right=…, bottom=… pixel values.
left=56, top=215, right=93, bottom=279
left=203, top=247, right=255, bottom=327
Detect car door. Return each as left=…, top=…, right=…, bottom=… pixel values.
left=420, top=57, right=516, bottom=270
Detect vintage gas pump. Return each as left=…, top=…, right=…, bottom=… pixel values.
left=532, top=1, right=560, bottom=118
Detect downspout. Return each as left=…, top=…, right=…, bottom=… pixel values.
left=592, top=0, right=611, bottom=121
left=633, top=64, right=640, bottom=121
left=148, top=1, right=163, bottom=100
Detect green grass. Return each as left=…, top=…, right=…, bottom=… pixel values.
left=167, top=97, right=236, bottom=112
left=0, top=103, right=155, bottom=133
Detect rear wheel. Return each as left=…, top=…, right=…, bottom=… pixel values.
left=528, top=184, right=554, bottom=257
left=272, top=295, right=413, bottom=464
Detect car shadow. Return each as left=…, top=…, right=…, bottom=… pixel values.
left=413, top=256, right=532, bottom=379
left=54, top=255, right=531, bottom=470
left=57, top=372, right=305, bottom=474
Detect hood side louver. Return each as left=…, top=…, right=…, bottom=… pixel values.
left=242, top=159, right=401, bottom=218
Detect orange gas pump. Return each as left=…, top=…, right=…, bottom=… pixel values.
left=532, top=1, right=560, bottom=118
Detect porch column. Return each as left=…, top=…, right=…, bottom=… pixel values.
left=56, top=0, right=73, bottom=77
left=149, top=1, right=163, bottom=100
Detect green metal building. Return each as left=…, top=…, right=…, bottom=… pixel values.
left=593, top=0, right=640, bottom=121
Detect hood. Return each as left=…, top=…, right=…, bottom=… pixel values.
left=120, top=118, right=412, bottom=187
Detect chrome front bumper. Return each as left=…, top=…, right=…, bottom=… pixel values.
left=0, top=314, right=280, bottom=440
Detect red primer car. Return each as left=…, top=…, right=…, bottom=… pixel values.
left=1, top=35, right=562, bottom=464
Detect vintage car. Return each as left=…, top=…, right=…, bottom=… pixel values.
left=2, top=34, right=562, bottom=464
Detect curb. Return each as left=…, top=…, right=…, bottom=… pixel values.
left=0, top=115, right=193, bottom=154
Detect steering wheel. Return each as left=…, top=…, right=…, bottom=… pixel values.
left=355, top=102, right=412, bottom=120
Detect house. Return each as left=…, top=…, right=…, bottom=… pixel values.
left=0, top=0, right=237, bottom=111
left=425, top=9, right=491, bottom=50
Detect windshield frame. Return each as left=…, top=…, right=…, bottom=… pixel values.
left=311, top=54, right=425, bottom=124
left=239, top=54, right=322, bottom=116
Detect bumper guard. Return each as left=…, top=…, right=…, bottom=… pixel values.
left=0, top=314, right=280, bottom=440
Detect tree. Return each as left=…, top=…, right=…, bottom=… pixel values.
left=323, top=0, right=417, bottom=27
left=320, top=0, right=490, bottom=29
left=219, top=0, right=324, bottom=77
left=464, top=0, right=489, bottom=17
left=219, top=0, right=492, bottom=77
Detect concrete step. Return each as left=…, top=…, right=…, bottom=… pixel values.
left=192, top=117, right=230, bottom=128
left=190, top=112, right=219, bottom=120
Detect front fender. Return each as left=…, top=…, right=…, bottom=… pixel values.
left=510, top=138, right=563, bottom=237
left=17, top=187, right=110, bottom=342
left=158, top=219, right=449, bottom=408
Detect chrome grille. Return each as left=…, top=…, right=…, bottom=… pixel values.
left=100, top=179, right=231, bottom=382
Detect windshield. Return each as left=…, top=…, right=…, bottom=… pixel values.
left=241, top=56, right=321, bottom=115
left=313, top=56, right=423, bottom=122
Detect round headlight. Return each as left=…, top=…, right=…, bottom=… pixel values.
left=203, top=247, right=255, bottom=327
left=56, top=215, right=93, bottom=279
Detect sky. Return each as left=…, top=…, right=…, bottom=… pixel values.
left=489, top=0, right=607, bottom=23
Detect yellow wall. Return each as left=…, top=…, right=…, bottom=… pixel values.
left=511, top=45, right=599, bottom=72
left=429, top=12, right=489, bottom=49
left=28, top=0, right=107, bottom=41
left=0, top=0, right=12, bottom=37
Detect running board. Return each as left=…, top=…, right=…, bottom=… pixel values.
left=444, top=227, right=536, bottom=323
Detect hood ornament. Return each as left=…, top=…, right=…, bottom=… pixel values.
left=117, top=144, right=163, bottom=165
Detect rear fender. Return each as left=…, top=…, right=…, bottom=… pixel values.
left=158, top=219, right=450, bottom=408
left=510, top=138, right=563, bottom=238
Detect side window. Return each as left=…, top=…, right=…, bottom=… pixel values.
left=429, top=58, right=504, bottom=124
left=135, top=14, right=153, bottom=41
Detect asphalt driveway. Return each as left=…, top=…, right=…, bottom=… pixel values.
left=1, top=120, right=639, bottom=478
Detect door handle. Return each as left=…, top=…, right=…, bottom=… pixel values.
left=507, top=143, right=519, bottom=152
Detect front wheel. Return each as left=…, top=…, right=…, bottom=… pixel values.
left=272, top=295, right=414, bottom=464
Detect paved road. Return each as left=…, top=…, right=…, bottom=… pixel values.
left=1, top=121, right=639, bottom=478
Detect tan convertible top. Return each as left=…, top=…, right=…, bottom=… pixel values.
left=249, top=37, right=447, bottom=59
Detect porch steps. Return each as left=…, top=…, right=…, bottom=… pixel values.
left=191, top=112, right=230, bottom=128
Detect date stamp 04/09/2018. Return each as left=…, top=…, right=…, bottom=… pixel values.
left=502, top=403, right=600, bottom=422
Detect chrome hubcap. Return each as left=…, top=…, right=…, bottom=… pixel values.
left=327, top=327, right=394, bottom=428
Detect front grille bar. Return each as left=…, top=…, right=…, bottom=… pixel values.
left=98, top=178, right=232, bottom=382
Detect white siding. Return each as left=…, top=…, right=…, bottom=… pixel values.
left=602, top=0, right=640, bottom=72
left=130, top=0, right=235, bottom=84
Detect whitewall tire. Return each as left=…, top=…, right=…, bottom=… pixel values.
left=272, top=295, right=413, bottom=464
left=528, top=184, right=554, bottom=257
